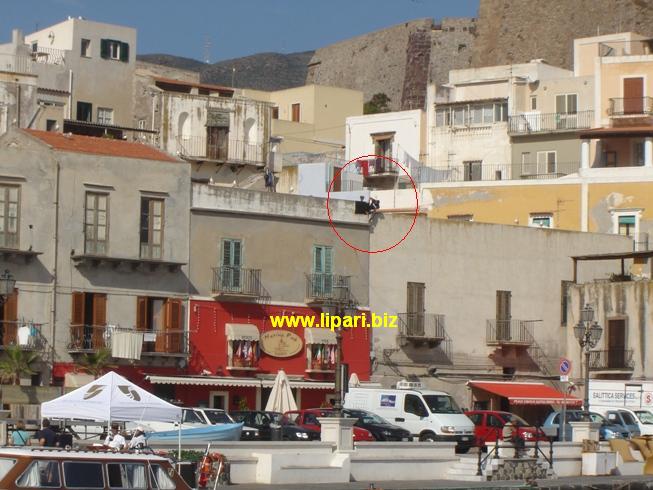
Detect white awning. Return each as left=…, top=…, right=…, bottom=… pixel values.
left=146, top=375, right=261, bottom=388
left=304, top=327, right=337, bottom=345
left=261, top=379, right=334, bottom=390
left=226, top=323, right=260, bottom=341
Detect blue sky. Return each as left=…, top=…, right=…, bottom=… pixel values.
left=2, top=0, right=479, bottom=62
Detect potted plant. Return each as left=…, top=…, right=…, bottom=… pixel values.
left=0, top=345, right=39, bottom=385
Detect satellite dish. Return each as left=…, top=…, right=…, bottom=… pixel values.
left=48, top=31, right=55, bottom=44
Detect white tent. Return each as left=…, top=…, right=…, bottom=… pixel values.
left=41, top=371, right=181, bottom=423
left=264, top=370, right=297, bottom=413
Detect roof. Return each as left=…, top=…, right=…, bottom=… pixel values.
left=468, top=381, right=582, bottom=406
left=154, top=76, right=234, bottom=94
left=23, top=130, right=179, bottom=162
left=572, top=250, right=653, bottom=261
left=580, top=126, right=653, bottom=138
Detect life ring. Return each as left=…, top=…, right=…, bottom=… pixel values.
left=197, top=452, right=226, bottom=488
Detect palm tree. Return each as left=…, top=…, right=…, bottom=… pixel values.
left=0, top=345, right=39, bottom=385
left=76, top=348, right=117, bottom=379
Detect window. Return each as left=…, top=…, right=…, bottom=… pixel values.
left=291, top=103, right=300, bottom=122
left=63, top=461, right=104, bottom=488
left=84, top=192, right=108, bottom=255
left=467, top=413, right=482, bottom=425
left=70, top=292, right=107, bottom=350
left=46, top=119, right=57, bottom=131
left=0, top=185, right=19, bottom=249
left=312, top=245, right=333, bottom=296
left=137, top=119, right=146, bottom=129
left=97, top=107, right=114, bottom=125
left=536, top=151, right=557, bottom=174
left=107, top=463, right=147, bottom=489
left=182, top=409, right=204, bottom=424
left=530, top=96, right=537, bottom=110
left=618, top=215, right=636, bottom=236
left=272, top=107, right=279, bottom=119
left=136, top=297, right=183, bottom=354
left=482, top=104, right=494, bottom=123
left=100, top=39, right=130, bottom=62
left=487, top=414, right=504, bottom=428
left=634, top=141, right=645, bottom=166
left=0, top=459, right=15, bottom=482
left=404, top=394, right=428, bottom=417
left=555, top=93, right=578, bottom=114
left=521, top=152, right=533, bottom=175
left=453, top=107, right=465, bottom=126
left=470, top=105, right=483, bottom=124
left=220, top=238, right=242, bottom=290
left=76, top=101, right=93, bottom=122
left=494, top=102, right=508, bottom=122
left=81, top=38, right=91, bottom=57
left=17, top=460, right=60, bottom=487
left=447, top=214, right=473, bottom=222
left=602, top=150, right=617, bottom=167
left=463, top=160, right=482, bottom=181
left=30, top=42, right=37, bottom=53
left=373, top=136, right=393, bottom=158
left=435, top=108, right=450, bottom=127
left=140, top=197, right=164, bottom=259
left=496, top=290, right=512, bottom=341
left=149, top=465, right=176, bottom=490
left=561, top=280, right=572, bottom=326
left=529, top=213, right=553, bottom=228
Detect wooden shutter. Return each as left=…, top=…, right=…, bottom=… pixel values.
left=3, top=289, right=17, bottom=346
left=496, top=291, right=511, bottom=320
left=92, top=294, right=107, bottom=349
left=136, top=297, right=148, bottom=331
left=624, top=78, right=644, bottom=114
left=120, top=42, right=129, bottom=62
left=407, top=282, right=425, bottom=314
left=164, top=299, right=183, bottom=354
left=100, top=39, right=109, bottom=59
left=71, top=292, right=85, bottom=326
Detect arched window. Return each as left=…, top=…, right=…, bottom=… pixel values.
left=178, top=112, right=190, bottom=140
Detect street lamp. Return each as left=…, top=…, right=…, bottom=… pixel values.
left=573, top=304, right=602, bottom=420
left=0, top=270, right=16, bottom=305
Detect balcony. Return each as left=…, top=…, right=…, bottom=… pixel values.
left=508, top=110, right=593, bottom=135
left=398, top=313, right=446, bottom=345
left=608, top=97, right=653, bottom=117
left=211, top=267, right=264, bottom=300
left=0, top=322, right=44, bottom=351
left=227, top=357, right=259, bottom=371
left=486, top=319, right=537, bottom=347
left=589, top=349, right=635, bottom=371
left=68, top=324, right=110, bottom=352
left=0, top=54, right=32, bottom=74
left=305, top=274, right=351, bottom=304
left=68, top=325, right=187, bottom=356
left=423, top=162, right=580, bottom=183
left=30, top=46, right=66, bottom=65
left=175, top=136, right=267, bottom=166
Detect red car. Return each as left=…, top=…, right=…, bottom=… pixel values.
left=284, top=409, right=375, bottom=442
left=465, top=410, right=547, bottom=447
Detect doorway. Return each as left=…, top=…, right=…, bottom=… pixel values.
left=607, top=319, right=626, bottom=368
left=623, top=77, right=644, bottom=114
left=207, top=126, right=229, bottom=160
left=209, top=391, right=229, bottom=410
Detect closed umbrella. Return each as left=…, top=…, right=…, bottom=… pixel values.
left=265, top=370, right=297, bottom=413
left=349, top=372, right=361, bottom=388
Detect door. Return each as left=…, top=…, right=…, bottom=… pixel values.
left=209, top=391, right=228, bottom=410
left=164, top=298, right=183, bottom=354
left=406, top=282, right=425, bottom=336
left=312, top=245, right=333, bottom=296
left=221, top=239, right=242, bottom=291
left=402, top=393, right=429, bottom=436
left=623, top=78, right=644, bottom=114
left=607, top=319, right=626, bottom=368
left=91, top=294, right=107, bottom=349
left=463, top=161, right=482, bottom=181
left=206, top=126, right=229, bottom=160
left=496, top=290, right=512, bottom=341
left=1, top=289, right=17, bottom=347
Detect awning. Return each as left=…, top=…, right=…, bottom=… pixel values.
left=304, top=327, right=337, bottom=345
left=146, top=375, right=261, bottom=388
left=579, top=126, right=653, bottom=138
left=226, top=323, right=260, bottom=341
left=261, top=379, right=334, bottom=390
left=468, top=381, right=582, bottom=406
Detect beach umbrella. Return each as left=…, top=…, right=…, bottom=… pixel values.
left=265, top=370, right=297, bottom=412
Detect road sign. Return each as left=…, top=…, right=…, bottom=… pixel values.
left=559, top=358, right=572, bottom=376
left=560, top=375, right=569, bottom=382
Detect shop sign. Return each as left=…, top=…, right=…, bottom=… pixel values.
left=260, top=330, right=303, bottom=358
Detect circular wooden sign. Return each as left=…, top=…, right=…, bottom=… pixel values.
left=260, top=330, right=303, bottom=358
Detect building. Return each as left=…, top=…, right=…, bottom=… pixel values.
left=369, top=214, right=630, bottom=421
left=145, top=185, right=371, bottom=410
left=0, top=128, right=191, bottom=396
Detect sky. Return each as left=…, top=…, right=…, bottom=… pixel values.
left=2, top=0, right=479, bottom=62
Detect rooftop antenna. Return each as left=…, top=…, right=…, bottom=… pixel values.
left=203, top=35, right=211, bottom=64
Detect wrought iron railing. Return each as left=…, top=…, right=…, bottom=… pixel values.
left=0, top=321, right=44, bottom=350
left=69, top=325, right=187, bottom=355
left=305, top=274, right=351, bottom=302
left=141, top=329, right=187, bottom=355
left=421, top=162, right=580, bottom=183
left=608, top=97, right=653, bottom=116
left=211, top=267, right=263, bottom=297
left=589, top=349, right=635, bottom=370
left=175, top=136, right=267, bottom=165
left=364, top=157, right=399, bottom=176
left=68, top=324, right=110, bottom=351
left=486, top=319, right=537, bottom=346
left=30, top=46, right=66, bottom=65
left=398, top=313, right=446, bottom=341
left=508, top=110, right=593, bottom=135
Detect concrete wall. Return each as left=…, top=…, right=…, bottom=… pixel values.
left=190, top=184, right=369, bottom=305
left=369, top=214, right=631, bottom=406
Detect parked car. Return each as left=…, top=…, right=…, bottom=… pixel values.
left=633, top=408, right=653, bottom=430
left=331, top=408, right=412, bottom=441
left=284, top=409, right=376, bottom=442
left=543, top=410, right=629, bottom=441
left=598, top=408, right=644, bottom=437
left=230, top=411, right=319, bottom=441
left=465, top=410, right=548, bottom=446
left=182, top=407, right=259, bottom=441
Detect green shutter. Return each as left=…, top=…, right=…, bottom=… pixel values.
left=100, top=39, right=109, bottom=59
left=120, top=42, right=129, bottom=62
left=619, top=215, right=636, bottom=225
left=324, top=247, right=333, bottom=274
left=313, top=246, right=322, bottom=274
left=222, top=240, right=231, bottom=267
left=232, top=240, right=241, bottom=267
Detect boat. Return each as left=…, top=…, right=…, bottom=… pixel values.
left=0, top=446, right=192, bottom=489
left=133, top=421, right=244, bottom=444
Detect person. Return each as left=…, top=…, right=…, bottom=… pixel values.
left=128, top=427, right=146, bottom=450
left=35, top=418, right=57, bottom=447
left=368, top=197, right=380, bottom=212
left=104, top=423, right=126, bottom=450
left=10, top=420, right=30, bottom=446
left=502, top=419, right=525, bottom=457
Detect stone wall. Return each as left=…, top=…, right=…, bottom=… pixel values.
left=471, top=0, right=653, bottom=69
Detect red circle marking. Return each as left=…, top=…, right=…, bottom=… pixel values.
left=326, top=154, right=419, bottom=254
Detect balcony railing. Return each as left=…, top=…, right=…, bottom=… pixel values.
left=68, top=324, right=110, bottom=351
left=608, top=97, right=653, bottom=116
left=69, top=325, right=187, bottom=355
left=0, top=54, right=32, bottom=74
left=175, top=136, right=267, bottom=165
left=306, top=274, right=351, bottom=303
left=362, top=157, right=399, bottom=177
left=486, top=319, right=537, bottom=346
left=30, top=46, right=66, bottom=65
left=398, top=313, right=446, bottom=342
left=228, top=357, right=259, bottom=369
left=508, top=110, right=593, bottom=135
left=422, top=162, right=580, bottom=183
left=142, top=330, right=187, bottom=356
left=589, top=349, right=635, bottom=370
left=0, top=322, right=44, bottom=350
left=211, top=267, right=263, bottom=298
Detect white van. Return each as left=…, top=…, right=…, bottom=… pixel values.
left=344, top=387, right=475, bottom=451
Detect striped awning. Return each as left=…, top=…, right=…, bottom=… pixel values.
left=226, top=323, right=260, bottom=341
left=304, top=327, right=337, bottom=345
left=146, top=375, right=333, bottom=390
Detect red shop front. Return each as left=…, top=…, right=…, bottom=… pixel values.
left=147, top=299, right=371, bottom=411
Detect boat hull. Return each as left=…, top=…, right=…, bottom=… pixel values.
left=145, top=422, right=243, bottom=444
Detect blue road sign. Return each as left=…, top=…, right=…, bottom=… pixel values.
left=559, top=358, right=572, bottom=376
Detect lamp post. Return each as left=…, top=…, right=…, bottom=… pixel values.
left=0, top=269, right=16, bottom=306
left=573, top=304, right=602, bottom=420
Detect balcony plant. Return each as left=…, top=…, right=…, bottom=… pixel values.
left=76, top=347, right=117, bottom=379
left=0, top=345, right=39, bottom=385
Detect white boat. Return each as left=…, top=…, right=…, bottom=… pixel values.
left=133, top=420, right=244, bottom=444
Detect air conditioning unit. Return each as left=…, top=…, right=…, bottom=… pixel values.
left=396, top=379, right=423, bottom=390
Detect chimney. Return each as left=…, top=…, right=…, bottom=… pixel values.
left=11, top=29, right=24, bottom=46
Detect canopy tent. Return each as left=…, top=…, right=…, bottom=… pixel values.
left=468, top=381, right=582, bottom=406
left=265, top=370, right=298, bottom=413
left=41, top=371, right=182, bottom=422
